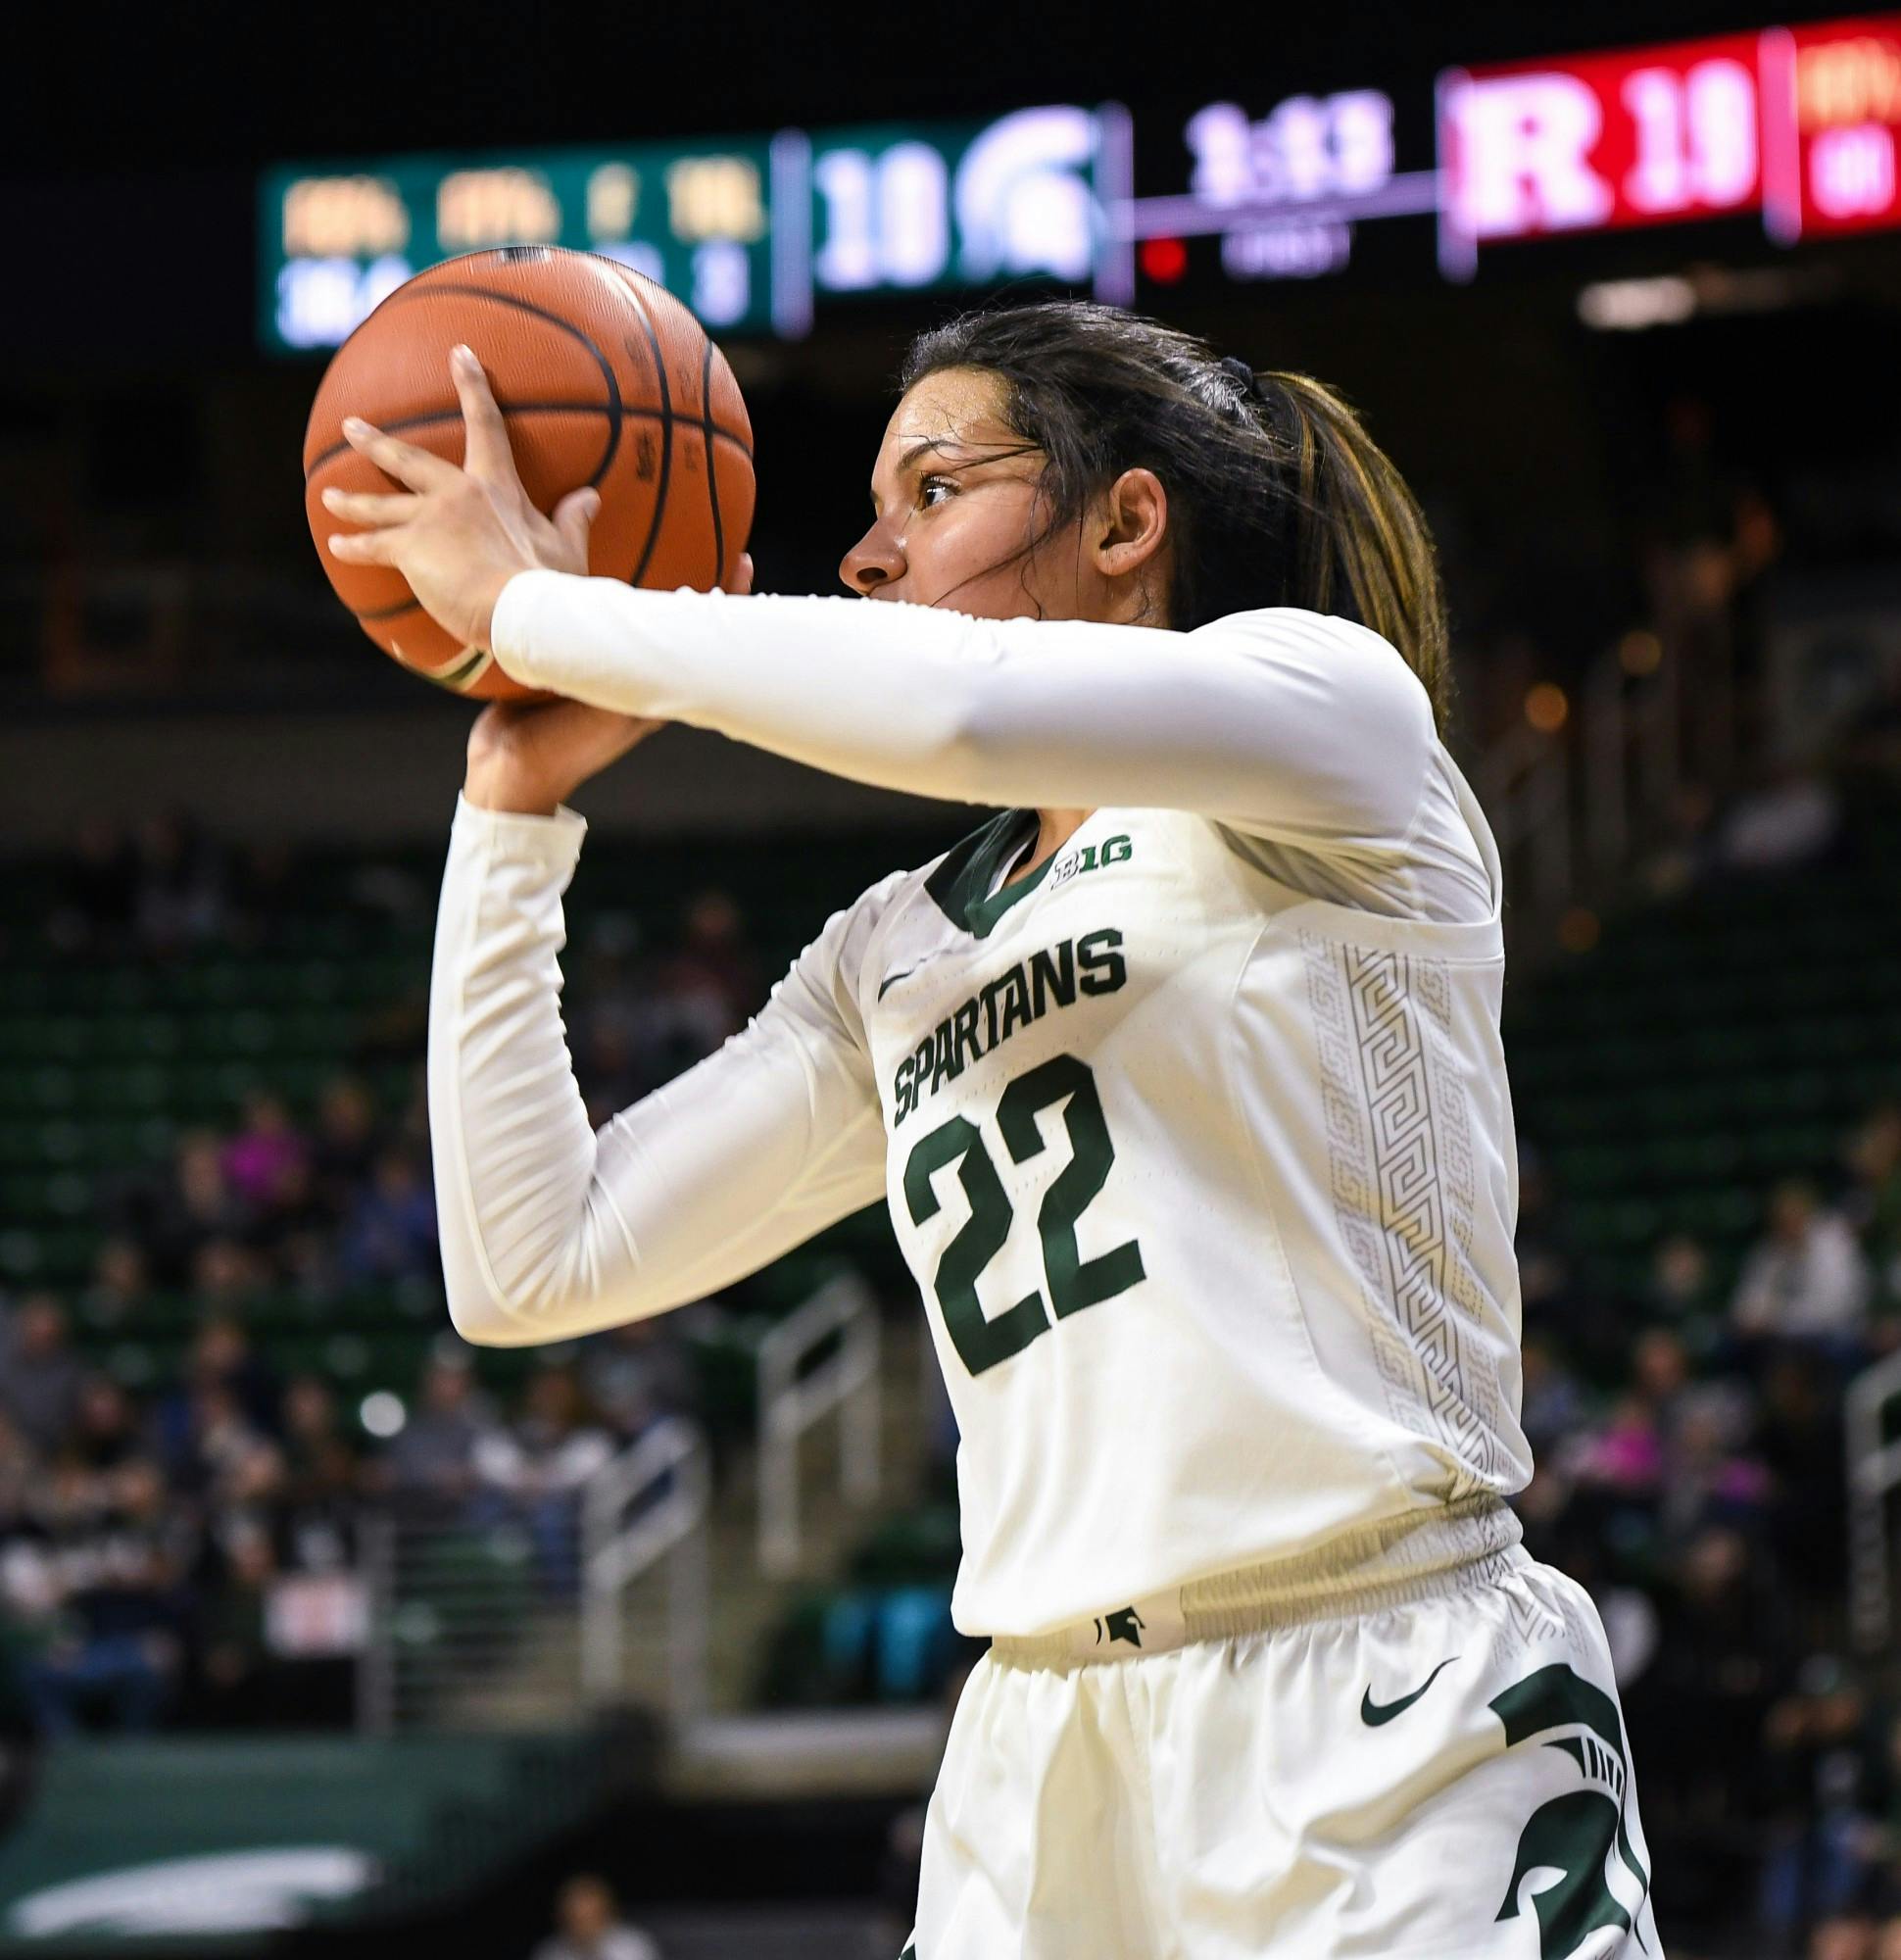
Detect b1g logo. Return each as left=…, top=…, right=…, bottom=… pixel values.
left=1047, top=831, right=1133, bottom=892
left=1491, top=1665, right=1652, bottom=1958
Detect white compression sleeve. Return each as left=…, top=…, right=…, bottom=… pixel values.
left=490, top=578, right=1436, bottom=853
left=428, top=795, right=893, bottom=1346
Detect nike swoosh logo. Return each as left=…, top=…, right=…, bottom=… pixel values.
left=876, top=963, right=922, bottom=1001
left=1360, top=1654, right=1460, bottom=1727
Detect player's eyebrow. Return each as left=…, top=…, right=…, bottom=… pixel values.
left=899, top=437, right=958, bottom=472
left=870, top=437, right=963, bottom=512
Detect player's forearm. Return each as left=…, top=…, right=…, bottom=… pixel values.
left=429, top=795, right=892, bottom=1346
left=490, top=574, right=1431, bottom=845
left=428, top=796, right=658, bottom=1345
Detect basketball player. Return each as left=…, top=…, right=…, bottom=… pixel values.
left=325, top=303, right=1662, bottom=1957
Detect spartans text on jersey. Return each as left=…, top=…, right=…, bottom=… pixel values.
left=890, top=929, right=1127, bottom=1126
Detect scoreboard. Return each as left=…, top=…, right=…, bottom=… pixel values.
left=263, top=108, right=1131, bottom=351
left=1773, top=16, right=1901, bottom=239
left=1437, top=13, right=1901, bottom=273
left=268, top=139, right=776, bottom=346
left=260, top=12, right=1901, bottom=351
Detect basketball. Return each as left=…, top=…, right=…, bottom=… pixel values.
left=303, top=246, right=756, bottom=699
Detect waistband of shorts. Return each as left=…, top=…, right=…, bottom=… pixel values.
left=988, top=1494, right=1526, bottom=1669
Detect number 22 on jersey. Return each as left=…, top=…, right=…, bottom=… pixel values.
left=902, top=1053, right=1145, bottom=1378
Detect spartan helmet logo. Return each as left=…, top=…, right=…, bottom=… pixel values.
left=1094, top=1605, right=1146, bottom=1647
left=1491, top=1664, right=1652, bottom=1958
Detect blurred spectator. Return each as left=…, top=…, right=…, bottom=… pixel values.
left=1759, top=1655, right=1892, bottom=1949
left=276, top=1375, right=362, bottom=1573
left=11, top=1458, right=189, bottom=1737
left=1632, top=1328, right=1694, bottom=1441
left=1713, top=766, right=1845, bottom=876
left=274, top=1210, right=341, bottom=1304
left=160, top=1375, right=280, bottom=1520
left=530, top=1874, right=658, bottom=1960
left=220, top=1090, right=310, bottom=1216
left=76, top=1236, right=153, bottom=1334
left=0, top=1297, right=86, bottom=1457
left=1574, top=1393, right=1666, bottom=1503
left=154, top=1313, right=279, bottom=1449
left=131, top=808, right=228, bottom=955
left=63, top=1375, right=144, bottom=1481
left=339, top=1147, right=438, bottom=1284
left=184, top=1520, right=280, bottom=1729
left=1623, top=1525, right=1792, bottom=1827
left=1732, top=1181, right=1872, bottom=1357
left=1812, top=1919, right=1879, bottom=1960
left=153, top=1318, right=282, bottom=1515
left=310, top=1075, right=381, bottom=1224
left=580, top=1317, right=696, bottom=1446
left=377, top=1348, right=497, bottom=1525
left=124, top=1130, right=255, bottom=1288
left=1657, top=1384, right=1771, bottom=1547
left=1649, top=1231, right=1724, bottom=1356
left=472, top=1370, right=614, bottom=1600
left=189, top=1237, right=268, bottom=1315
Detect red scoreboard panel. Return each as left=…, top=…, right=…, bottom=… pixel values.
left=1769, top=17, right=1901, bottom=239
left=1438, top=12, right=1901, bottom=275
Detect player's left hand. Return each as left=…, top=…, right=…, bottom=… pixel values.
left=322, top=346, right=595, bottom=651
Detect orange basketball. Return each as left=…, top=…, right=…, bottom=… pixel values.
left=303, top=246, right=755, bottom=699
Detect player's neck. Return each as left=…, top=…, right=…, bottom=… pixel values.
left=1005, top=808, right=1094, bottom=889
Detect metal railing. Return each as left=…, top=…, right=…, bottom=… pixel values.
left=581, top=1415, right=712, bottom=1720
left=357, top=1501, right=575, bottom=1734
left=357, top=1416, right=712, bottom=1732
left=1846, top=1350, right=1901, bottom=1652
left=757, top=1272, right=883, bottom=1576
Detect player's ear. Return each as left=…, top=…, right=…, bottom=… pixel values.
left=1092, top=467, right=1169, bottom=584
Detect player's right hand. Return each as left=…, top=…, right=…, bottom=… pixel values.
left=463, top=697, right=663, bottom=816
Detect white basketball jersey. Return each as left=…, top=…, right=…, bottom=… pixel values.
left=444, top=583, right=1540, bottom=1642
left=855, top=799, right=1531, bottom=1636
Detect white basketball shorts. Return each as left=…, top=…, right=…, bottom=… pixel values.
left=901, top=1538, right=1661, bottom=1959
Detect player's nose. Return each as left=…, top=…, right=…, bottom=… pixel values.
left=840, top=523, right=904, bottom=597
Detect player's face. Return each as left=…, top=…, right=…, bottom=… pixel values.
left=842, top=368, right=1100, bottom=620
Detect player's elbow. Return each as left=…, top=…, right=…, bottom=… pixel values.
left=440, top=1238, right=587, bottom=1347
left=444, top=1282, right=544, bottom=1348
left=441, top=1231, right=661, bottom=1347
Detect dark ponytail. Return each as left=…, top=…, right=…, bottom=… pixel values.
left=900, top=301, right=1453, bottom=737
